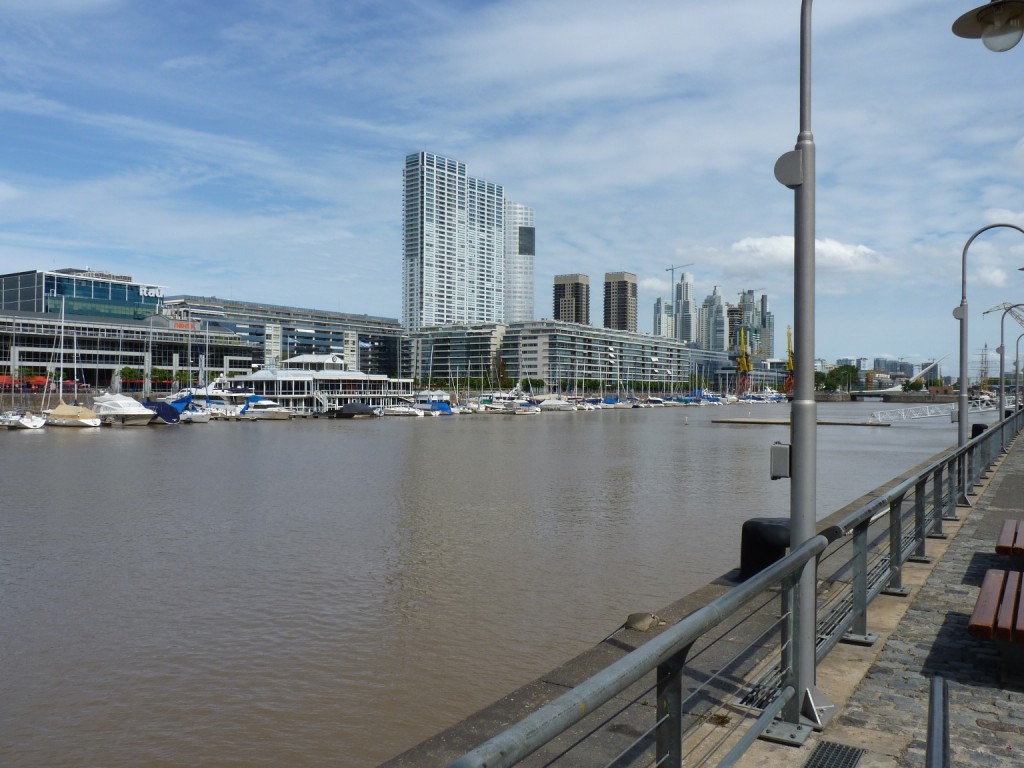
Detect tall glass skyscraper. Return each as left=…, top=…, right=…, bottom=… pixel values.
left=402, top=152, right=505, bottom=332
left=674, top=272, right=698, bottom=343
left=503, top=200, right=535, bottom=323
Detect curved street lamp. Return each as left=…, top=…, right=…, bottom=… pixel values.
left=983, top=303, right=1024, bottom=419
left=954, top=224, right=1024, bottom=446
left=954, top=1, right=1024, bottom=51
left=1016, top=331, right=1024, bottom=408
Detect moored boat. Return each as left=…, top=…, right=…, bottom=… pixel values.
left=45, top=401, right=102, bottom=428
left=92, top=392, right=157, bottom=426
left=0, top=410, right=46, bottom=430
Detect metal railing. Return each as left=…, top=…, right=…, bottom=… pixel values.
left=448, top=407, right=1024, bottom=768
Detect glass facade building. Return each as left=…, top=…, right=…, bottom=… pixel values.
left=503, top=200, right=535, bottom=323
left=0, top=268, right=164, bottom=320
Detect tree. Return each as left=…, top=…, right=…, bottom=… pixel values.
left=823, top=364, right=859, bottom=392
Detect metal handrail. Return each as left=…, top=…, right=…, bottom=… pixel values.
left=448, top=536, right=829, bottom=768
left=447, top=407, right=1024, bottom=768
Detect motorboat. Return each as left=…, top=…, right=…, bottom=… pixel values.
left=240, top=396, right=295, bottom=420
left=383, top=405, right=424, bottom=417
left=328, top=402, right=383, bottom=419
left=92, top=392, right=157, bottom=426
left=45, top=401, right=102, bottom=428
left=0, top=410, right=46, bottom=430
left=538, top=398, right=576, bottom=411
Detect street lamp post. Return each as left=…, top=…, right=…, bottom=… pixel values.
left=1016, top=331, right=1024, bottom=408
left=984, top=303, right=1024, bottom=419
left=771, top=0, right=823, bottom=739
left=954, top=225, right=1024, bottom=446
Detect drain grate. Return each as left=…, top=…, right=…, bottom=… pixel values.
left=803, top=741, right=864, bottom=768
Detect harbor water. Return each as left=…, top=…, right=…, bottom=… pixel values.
left=0, top=401, right=976, bottom=766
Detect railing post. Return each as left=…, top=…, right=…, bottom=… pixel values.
left=763, top=573, right=814, bottom=744
left=842, top=518, right=877, bottom=645
left=945, top=457, right=960, bottom=519
left=656, top=645, right=692, bottom=768
left=883, top=494, right=910, bottom=596
left=929, top=467, right=945, bottom=536
left=910, top=478, right=935, bottom=562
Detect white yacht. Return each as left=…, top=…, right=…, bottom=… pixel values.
left=91, top=392, right=157, bottom=426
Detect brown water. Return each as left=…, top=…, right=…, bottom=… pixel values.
left=0, top=402, right=966, bottom=766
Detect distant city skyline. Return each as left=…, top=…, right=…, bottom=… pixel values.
left=1, top=3, right=1022, bottom=372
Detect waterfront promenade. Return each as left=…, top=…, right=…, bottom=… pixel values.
left=386, top=430, right=1024, bottom=767
left=740, top=432, right=1024, bottom=768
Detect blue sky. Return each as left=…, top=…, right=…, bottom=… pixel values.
left=2, top=1, right=1024, bottom=375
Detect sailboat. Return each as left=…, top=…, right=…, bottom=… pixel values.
left=44, top=298, right=101, bottom=428
left=1, top=329, right=45, bottom=429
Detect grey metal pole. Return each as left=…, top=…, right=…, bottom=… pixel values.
left=773, top=0, right=822, bottom=733
left=1016, top=332, right=1024, bottom=410
left=956, top=224, right=1024, bottom=445
left=997, top=305, right=1024, bottom=418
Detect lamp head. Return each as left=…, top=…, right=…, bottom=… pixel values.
left=954, top=1, right=1024, bottom=51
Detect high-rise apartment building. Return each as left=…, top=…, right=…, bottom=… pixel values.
left=553, top=274, right=590, bottom=325
left=674, top=272, right=698, bottom=343
left=653, top=297, right=673, bottom=337
left=603, top=272, right=637, bottom=332
left=402, top=152, right=505, bottom=332
left=503, top=200, right=535, bottom=323
left=698, top=286, right=728, bottom=352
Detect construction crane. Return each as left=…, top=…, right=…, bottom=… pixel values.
left=736, top=327, right=753, bottom=396
left=665, top=263, right=694, bottom=289
left=782, top=325, right=795, bottom=394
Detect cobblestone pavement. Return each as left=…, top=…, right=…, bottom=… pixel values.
left=738, top=435, right=1024, bottom=768
left=829, top=437, right=1024, bottom=767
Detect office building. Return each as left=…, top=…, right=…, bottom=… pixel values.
left=402, top=151, right=505, bottom=333
left=553, top=274, right=590, bottom=325
left=603, top=272, right=637, bottom=332
left=503, top=200, right=535, bottom=323
left=0, top=267, right=164, bottom=319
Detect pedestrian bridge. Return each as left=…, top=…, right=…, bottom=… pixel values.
left=870, top=400, right=995, bottom=423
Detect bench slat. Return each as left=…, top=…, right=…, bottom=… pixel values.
left=996, top=571, right=1021, bottom=642
left=1014, top=523, right=1024, bottom=558
left=997, top=521, right=1018, bottom=555
left=969, top=569, right=1006, bottom=640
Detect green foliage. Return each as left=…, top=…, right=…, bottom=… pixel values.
left=823, top=364, right=859, bottom=392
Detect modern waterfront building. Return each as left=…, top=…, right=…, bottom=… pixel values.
left=553, top=274, right=590, bottom=325
left=227, top=353, right=414, bottom=414
left=0, top=308, right=254, bottom=394
left=402, top=151, right=506, bottom=333
left=603, top=272, right=637, bottom=332
left=503, top=200, right=535, bottom=323
left=0, top=267, right=165, bottom=320
left=163, top=295, right=408, bottom=378
left=0, top=268, right=254, bottom=391
left=407, top=320, right=769, bottom=397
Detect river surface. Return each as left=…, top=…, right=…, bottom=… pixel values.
left=0, top=401, right=977, bottom=766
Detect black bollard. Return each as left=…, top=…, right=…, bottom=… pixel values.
left=740, top=517, right=790, bottom=580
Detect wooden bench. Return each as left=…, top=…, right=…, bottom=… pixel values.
left=996, top=520, right=1024, bottom=557
left=968, top=569, right=1024, bottom=685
